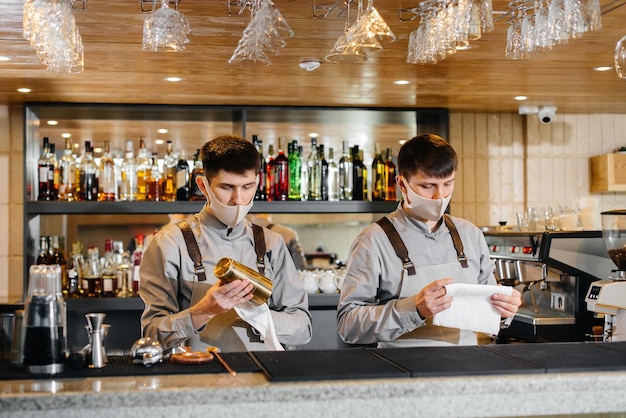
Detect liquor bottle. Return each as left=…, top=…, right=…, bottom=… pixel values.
left=101, top=239, right=117, bottom=297
left=189, top=149, right=205, bottom=201
left=36, top=236, right=51, bottom=264
left=146, top=153, right=164, bottom=201
left=265, top=144, right=275, bottom=202
left=273, top=137, right=289, bottom=201
left=49, top=235, right=68, bottom=297
left=161, top=140, right=177, bottom=202
left=131, top=234, right=145, bottom=295
left=175, top=149, right=191, bottom=201
left=66, top=241, right=85, bottom=298
left=298, top=145, right=308, bottom=201
left=307, top=137, right=322, bottom=201
left=319, top=144, right=329, bottom=201
left=384, top=148, right=397, bottom=201
left=327, top=147, right=340, bottom=202
left=49, top=143, right=60, bottom=200
left=288, top=140, right=301, bottom=201
left=115, top=248, right=133, bottom=298
left=82, top=246, right=102, bottom=298
left=135, top=137, right=151, bottom=201
left=119, top=140, right=137, bottom=201
left=371, top=143, right=386, bottom=201
left=339, top=140, right=353, bottom=201
left=37, top=137, right=55, bottom=201
left=58, top=137, right=77, bottom=202
left=78, top=141, right=99, bottom=201
left=253, top=137, right=267, bottom=201
left=352, top=146, right=366, bottom=201
left=98, top=140, right=117, bottom=201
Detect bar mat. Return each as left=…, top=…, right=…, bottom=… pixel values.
left=251, top=348, right=410, bottom=382
left=0, top=352, right=260, bottom=381
left=482, top=342, right=626, bottom=372
left=369, top=345, right=544, bottom=377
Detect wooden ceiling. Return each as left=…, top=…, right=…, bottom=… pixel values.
left=0, top=0, right=625, bottom=114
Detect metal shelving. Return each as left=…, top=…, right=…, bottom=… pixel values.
left=25, top=200, right=399, bottom=215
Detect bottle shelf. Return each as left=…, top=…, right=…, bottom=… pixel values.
left=26, top=200, right=399, bottom=215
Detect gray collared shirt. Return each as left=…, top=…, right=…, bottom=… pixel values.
left=337, top=204, right=496, bottom=345
left=139, top=205, right=312, bottom=351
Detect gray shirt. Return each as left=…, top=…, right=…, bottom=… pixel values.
left=139, top=205, right=312, bottom=351
left=336, top=204, right=496, bottom=345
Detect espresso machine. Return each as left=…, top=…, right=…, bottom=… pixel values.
left=585, top=209, right=626, bottom=342
left=483, top=227, right=612, bottom=342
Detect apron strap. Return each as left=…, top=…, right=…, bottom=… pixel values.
left=176, top=219, right=207, bottom=281
left=251, top=223, right=266, bottom=276
left=443, top=214, right=469, bottom=268
left=376, top=217, right=416, bottom=276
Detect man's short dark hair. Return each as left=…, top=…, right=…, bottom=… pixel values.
left=397, top=133, right=458, bottom=179
left=201, top=135, right=261, bottom=179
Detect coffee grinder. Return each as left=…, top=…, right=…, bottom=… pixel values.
left=585, top=209, right=626, bottom=342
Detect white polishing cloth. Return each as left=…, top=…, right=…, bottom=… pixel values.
left=433, top=283, right=513, bottom=335
left=235, top=301, right=284, bottom=351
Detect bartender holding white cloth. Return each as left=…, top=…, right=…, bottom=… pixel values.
left=337, top=134, right=521, bottom=347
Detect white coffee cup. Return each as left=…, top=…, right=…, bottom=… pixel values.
left=558, top=213, right=579, bottom=230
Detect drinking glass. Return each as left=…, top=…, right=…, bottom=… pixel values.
left=615, top=35, right=626, bottom=79
left=142, top=0, right=190, bottom=51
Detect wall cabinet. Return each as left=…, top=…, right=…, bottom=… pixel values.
left=590, top=153, right=626, bottom=193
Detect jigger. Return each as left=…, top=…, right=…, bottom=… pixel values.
left=85, top=313, right=106, bottom=368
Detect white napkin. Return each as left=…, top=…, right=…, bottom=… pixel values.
left=433, top=283, right=513, bottom=335
left=235, top=302, right=284, bottom=351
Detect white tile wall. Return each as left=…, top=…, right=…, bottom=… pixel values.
left=450, top=112, right=626, bottom=227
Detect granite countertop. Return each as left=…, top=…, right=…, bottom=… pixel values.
left=1, top=370, right=626, bottom=418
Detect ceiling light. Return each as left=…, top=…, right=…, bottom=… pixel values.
left=47, top=120, right=58, bottom=126
left=155, top=139, right=165, bottom=145
left=0, top=56, right=10, bottom=61
left=93, top=147, right=103, bottom=154
left=593, top=66, right=613, bottom=72
left=17, top=88, right=32, bottom=93
left=514, top=96, right=527, bottom=101
left=398, top=139, right=407, bottom=145
left=158, top=128, right=168, bottom=134
left=61, top=133, right=72, bottom=138
left=299, top=61, right=321, bottom=71
left=165, top=77, right=182, bottom=82
left=393, top=80, right=410, bottom=85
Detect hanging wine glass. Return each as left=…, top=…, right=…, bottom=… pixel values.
left=615, top=35, right=626, bottom=79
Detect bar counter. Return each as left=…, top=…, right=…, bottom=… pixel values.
left=2, top=346, right=626, bottom=418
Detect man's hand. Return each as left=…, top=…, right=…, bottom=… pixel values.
left=190, top=279, right=254, bottom=330
left=414, top=278, right=455, bottom=319
left=490, top=287, right=522, bottom=318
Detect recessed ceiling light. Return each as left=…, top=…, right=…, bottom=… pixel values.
left=158, top=128, right=168, bottom=134
left=61, top=133, right=72, bottom=138
left=308, top=132, right=318, bottom=138
left=155, top=139, right=165, bottom=145
left=393, top=80, right=410, bottom=85
left=17, top=87, right=32, bottom=93
left=398, top=139, right=407, bottom=145
left=0, top=56, right=10, bottom=61
left=47, top=120, right=58, bottom=126
left=593, top=66, right=613, bottom=72
left=514, top=96, right=528, bottom=101
left=93, top=147, right=103, bottom=154
left=165, top=77, right=182, bottom=82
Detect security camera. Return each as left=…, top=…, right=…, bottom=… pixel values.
left=538, top=106, right=557, bottom=124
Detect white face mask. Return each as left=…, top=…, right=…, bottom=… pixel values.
left=201, top=177, right=255, bottom=228
left=401, top=178, right=452, bottom=222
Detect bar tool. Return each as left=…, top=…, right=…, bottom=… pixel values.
left=85, top=312, right=106, bottom=368
left=214, top=257, right=272, bottom=305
